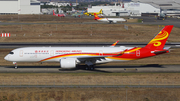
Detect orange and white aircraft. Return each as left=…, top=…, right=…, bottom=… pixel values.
left=53, top=10, right=65, bottom=17
left=4, top=25, right=173, bottom=70
left=94, top=13, right=126, bottom=23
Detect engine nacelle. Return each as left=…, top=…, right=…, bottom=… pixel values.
left=60, top=58, right=76, bottom=68
left=113, top=21, right=117, bottom=23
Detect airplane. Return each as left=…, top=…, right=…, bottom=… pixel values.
left=94, top=13, right=127, bottom=23
left=156, top=13, right=167, bottom=20
left=4, top=25, right=173, bottom=70
left=66, top=7, right=76, bottom=13
left=53, top=10, right=65, bottom=17
left=71, top=10, right=84, bottom=18
left=72, top=7, right=76, bottom=12
left=156, top=8, right=167, bottom=20
left=84, top=9, right=103, bottom=16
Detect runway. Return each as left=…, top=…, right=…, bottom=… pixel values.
left=0, top=85, right=180, bottom=88
left=1, top=64, right=180, bottom=73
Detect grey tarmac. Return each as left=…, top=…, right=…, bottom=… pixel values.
left=0, top=85, right=180, bottom=88
left=0, top=65, right=180, bottom=73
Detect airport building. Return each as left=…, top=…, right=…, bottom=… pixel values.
left=132, top=0, right=180, bottom=16
left=0, top=0, right=41, bottom=15
left=87, top=0, right=180, bottom=16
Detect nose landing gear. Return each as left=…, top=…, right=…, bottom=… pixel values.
left=13, top=62, right=17, bottom=69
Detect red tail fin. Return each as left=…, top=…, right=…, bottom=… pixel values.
left=53, top=10, right=55, bottom=15
left=144, top=25, right=173, bottom=49
left=94, top=13, right=100, bottom=20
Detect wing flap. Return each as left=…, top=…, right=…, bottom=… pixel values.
left=76, top=53, right=124, bottom=60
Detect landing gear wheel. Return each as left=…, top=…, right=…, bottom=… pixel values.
left=85, top=65, right=94, bottom=70
left=85, top=66, right=89, bottom=70
left=89, top=65, right=94, bottom=70
left=14, top=62, right=18, bottom=69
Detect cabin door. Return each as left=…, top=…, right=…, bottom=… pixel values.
left=136, top=50, right=140, bottom=57
left=50, top=50, right=54, bottom=56
left=19, top=50, right=23, bottom=57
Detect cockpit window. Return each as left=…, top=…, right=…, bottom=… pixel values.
left=9, top=52, right=14, bottom=54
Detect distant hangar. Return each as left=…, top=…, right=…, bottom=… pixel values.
left=0, top=0, right=40, bottom=15
left=132, top=0, right=180, bottom=16
left=132, top=0, right=180, bottom=10
left=88, top=0, right=180, bottom=16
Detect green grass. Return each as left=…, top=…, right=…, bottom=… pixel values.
left=138, top=19, right=143, bottom=23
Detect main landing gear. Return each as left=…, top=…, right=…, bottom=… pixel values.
left=85, top=65, right=95, bottom=70
left=85, top=60, right=95, bottom=70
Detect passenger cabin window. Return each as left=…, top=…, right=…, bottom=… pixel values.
left=9, top=52, right=14, bottom=54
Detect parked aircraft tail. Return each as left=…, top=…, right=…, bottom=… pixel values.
left=53, top=10, right=55, bottom=15
left=99, top=9, right=103, bottom=14
left=144, top=25, right=173, bottom=50
left=72, top=7, right=75, bottom=12
left=94, top=13, right=100, bottom=20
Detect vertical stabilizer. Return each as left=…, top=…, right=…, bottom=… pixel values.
left=99, top=9, right=103, bottom=14
left=53, top=10, right=55, bottom=15
left=144, top=25, right=173, bottom=49
left=94, top=13, right=100, bottom=20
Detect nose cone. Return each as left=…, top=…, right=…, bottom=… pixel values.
left=4, top=55, right=9, bottom=61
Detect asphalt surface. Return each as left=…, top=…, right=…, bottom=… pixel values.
left=136, top=16, right=180, bottom=28
left=1, top=65, right=180, bottom=73
left=0, top=85, right=179, bottom=88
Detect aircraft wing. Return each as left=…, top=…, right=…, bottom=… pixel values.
left=108, top=20, right=114, bottom=23
left=76, top=53, right=123, bottom=60
left=77, top=56, right=108, bottom=60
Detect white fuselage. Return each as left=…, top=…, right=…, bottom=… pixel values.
left=4, top=46, right=132, bottom=64
left=98, top=18, right=126, bottom=23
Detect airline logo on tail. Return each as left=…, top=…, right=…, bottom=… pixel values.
left=145, top=25, right=173, bottom=49
left=149, top=31, right=169, bottom=47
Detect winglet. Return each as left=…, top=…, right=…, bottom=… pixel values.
left=144, top=25, right=173, bottom=50
left=110, top=40, right=119, bottom=47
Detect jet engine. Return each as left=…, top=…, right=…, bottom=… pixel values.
left=113, top=21, right=117, bottom=23
left=60, top=58, right=76, bottom=68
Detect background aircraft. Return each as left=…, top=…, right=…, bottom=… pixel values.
left=84, top=9, right=103, bottom=16
left=157, top=13, right=167, bottom=20
left=4, top=25, right=173, bottom=70
left=156, top=8, right=167, bottom=20
left=94, top=13, right=126, bottom=23
left=71, top=10, right=84, bottom=18
left=53, top=10, right=65, bottom=17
